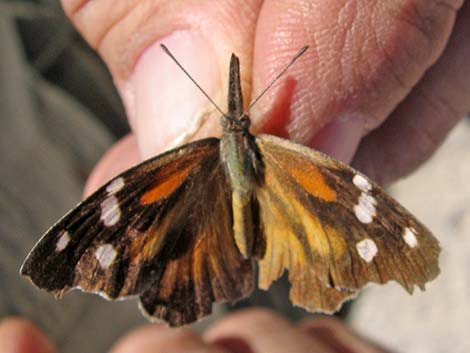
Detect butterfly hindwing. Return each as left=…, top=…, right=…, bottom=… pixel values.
left=254, top=134, right=440, bottom=313
left=21, top=138, right=254, bottom=325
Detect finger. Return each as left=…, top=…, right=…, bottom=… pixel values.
left=352, top=0, right=470, bottom=184
left=252, top=0, right=460, bottom=163
left=84, top=133, right=141, bottom=196
left=109, top=324, right=227, bottom=353
left=61, top=0, right=263, bottom=158
left=0, top=317, right=56, bottom=353
left=300, top=317, right=391, bottom=353
left=204, top=309, right=337, bottom=353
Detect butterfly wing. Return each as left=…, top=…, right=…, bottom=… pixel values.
left=254, top=134, right=440, bottom=313
left=137, top=150, right=254, bottom=326
left=21, top=138, right=253, bottom=326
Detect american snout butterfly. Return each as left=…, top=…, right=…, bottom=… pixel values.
left=21, top=45, right=440, bottom=326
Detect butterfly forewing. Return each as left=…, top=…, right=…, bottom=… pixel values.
left=21, top=138, right=254, bottom=325
left=254, top=134, right=440, bottom=313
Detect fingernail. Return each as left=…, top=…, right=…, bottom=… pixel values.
left=309, top=114, right=366, bottom=164
left=127, top=31, right=220, bottom=158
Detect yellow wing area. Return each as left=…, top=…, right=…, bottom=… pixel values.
left=255, top=165, right=356, bottom=310
left=254, top=134, right=440, bottom=313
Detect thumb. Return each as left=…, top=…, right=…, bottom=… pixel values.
left=61, top=0, right=263, bottom=159
left=129, top=31, right=228, bottom=158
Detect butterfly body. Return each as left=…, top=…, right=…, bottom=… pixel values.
left=219, top=55, right=264, bottom=259
left=21, top=50, right=440, bottom=327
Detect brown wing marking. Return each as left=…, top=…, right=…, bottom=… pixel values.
left=21, top=139, right=218, bottom=297
left=138, top=158, right=254, bottom=326
left=255, top=159, right=356, bottom=312
left=254, top=134, right=440, bottom=312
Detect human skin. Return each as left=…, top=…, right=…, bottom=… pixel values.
left=3, top=0, right=469, bottom=352
left=0, top=310, right=392, bottom=353
left=70, top=0, right=470, bottom=195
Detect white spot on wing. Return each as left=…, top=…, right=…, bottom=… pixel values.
left=106, top=177, right=125, bottom=194
left=354, top=193, right=377, bottom=223
left=356, top=238, right=378, bottom=263
left=100, top=195, right=121, bottom=226
left=55, top=230, right=70, bottom=251
left=94, top=244, right=117, bottom=269
left=403, top=227, right=418, bottom=248
left=353, top=174, right=372, bottom=192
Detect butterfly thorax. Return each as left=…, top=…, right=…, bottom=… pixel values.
left=219, top=54, right=263, bottom=259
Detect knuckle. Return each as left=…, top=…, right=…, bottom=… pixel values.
left=388, top=0, right=458, bottom=53
left=205, top=308, right=293, bottom=342
left=112, top=325, right=202, bottom=353
left=60, top=0, right=141, bottom=50
left=60, top=0, right=86, bottom=18
left=232, top=308, right=288, bottom=325
left=357, top=0, right=459, bottom=97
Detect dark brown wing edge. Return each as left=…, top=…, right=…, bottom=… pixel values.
left=21, top=138, right=254, bottom=326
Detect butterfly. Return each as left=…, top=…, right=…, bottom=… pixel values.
left=21, top=45, right=440, bottom=327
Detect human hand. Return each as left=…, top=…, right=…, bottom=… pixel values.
left=0, top=309, right=391, bottom=353
left=60, top=0, right=469, bottom=194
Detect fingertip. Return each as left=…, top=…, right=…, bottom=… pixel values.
left=204, top=308, right=291, bottom=341
left=308, top=114, right=365, bottom=164
left=299, top=317, right=389, bottom=353
left=204, top=309, right=286, bottom=353
left=299, top=315, right=346, bottom=333
left=0, top=317, right=56, bottom=353
left=110, top=324, right=182, bottom=353
left=204, top=309, right=322, bottom=353
left=110, top=324, right=218, bottom=353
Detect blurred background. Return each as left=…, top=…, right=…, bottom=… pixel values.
left=1, top=1, right=468, bottom=352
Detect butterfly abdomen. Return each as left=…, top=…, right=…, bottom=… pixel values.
left=220, top=130, right=263, bottom=259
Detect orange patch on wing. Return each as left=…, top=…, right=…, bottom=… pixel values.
left=140, top=165, right=194, bottom=205
left=287, top=162, right=336, bottom=202
left=257, top=136, right=337, bottom=202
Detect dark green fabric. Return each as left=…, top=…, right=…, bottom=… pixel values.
left=0, top=2, right=144, bottom=352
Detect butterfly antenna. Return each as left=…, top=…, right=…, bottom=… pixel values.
left=245, top=46, right=309, bottom=114
left=160, top=44, right=227, bottom=117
